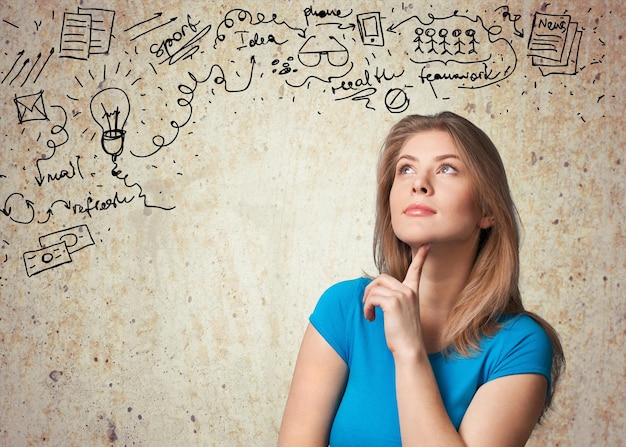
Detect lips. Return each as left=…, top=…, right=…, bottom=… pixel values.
left=404, top=203, right=436, bottom=216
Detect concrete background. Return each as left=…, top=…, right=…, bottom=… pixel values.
left=0, top=1, right=624, bottom=445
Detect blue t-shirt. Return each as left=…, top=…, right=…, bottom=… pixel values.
left=309, top=277, right=553, bottom=447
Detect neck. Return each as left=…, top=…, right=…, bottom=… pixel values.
left=415, top=240, right=478, bottom=353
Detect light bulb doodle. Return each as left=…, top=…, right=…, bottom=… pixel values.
left=89, top=87, right=130, bottom=163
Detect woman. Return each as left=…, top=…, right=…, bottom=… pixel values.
left=278, top=112, right=565, bottom=446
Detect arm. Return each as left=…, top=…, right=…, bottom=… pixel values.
left=394, top=352, right=547, bottom=447
left=277, top=323, right=348, bottom=447
left=458, top=374, right=547, bottom=446
left=363, top=246, right=547, bottom=446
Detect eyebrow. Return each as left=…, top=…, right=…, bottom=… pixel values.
left=396, top=153, right=461, bottom=163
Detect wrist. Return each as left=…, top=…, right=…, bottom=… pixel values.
left=392, top=347, right=430, bottom=368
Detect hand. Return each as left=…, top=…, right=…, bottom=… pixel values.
left=363, top=244, right=430, bottom=356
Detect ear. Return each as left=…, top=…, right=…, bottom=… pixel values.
left=479, top=215, right=495, bottom=229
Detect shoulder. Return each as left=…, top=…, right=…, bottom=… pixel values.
left=497, top=314, right=552, bottom=348
left=313, top=277, right=372, bottom=311
left=309, top=277, right=373, bottom=363
left=320, top=277, right=373, bottom=299
left=483, top=314, right=553, bottom=386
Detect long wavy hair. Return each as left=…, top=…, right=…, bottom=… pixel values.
left=373, top=112, right=564, bottom=417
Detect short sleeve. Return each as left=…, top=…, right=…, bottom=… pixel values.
left=487, top=315, right=554, bottom=391
left=309, top=278, right=370, bottom=364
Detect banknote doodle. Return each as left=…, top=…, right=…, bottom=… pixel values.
left=22, top=225, right=95, bottom=276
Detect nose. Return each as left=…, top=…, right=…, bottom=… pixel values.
left=412, top=172, right=431, bottom=195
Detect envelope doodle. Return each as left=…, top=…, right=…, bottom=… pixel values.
left=14, top=90, right=48, bottom=124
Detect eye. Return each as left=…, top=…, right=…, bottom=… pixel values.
left=397, top=164, right=415, bottom=175
left=439, top=164, right=458, bottom=175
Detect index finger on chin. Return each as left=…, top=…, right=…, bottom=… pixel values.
left=402, top=244, right=430, bottom=291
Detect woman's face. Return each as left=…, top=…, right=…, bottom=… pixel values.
left=389, top=130, right=492, bottom=252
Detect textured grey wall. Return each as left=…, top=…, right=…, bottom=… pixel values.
left=0, top=1, right=624, bottom=445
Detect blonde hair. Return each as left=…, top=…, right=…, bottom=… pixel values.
left=373, top=112, right=564, bottom=416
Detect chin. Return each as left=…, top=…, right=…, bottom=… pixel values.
left=397, top=236, right=432, bottom=249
